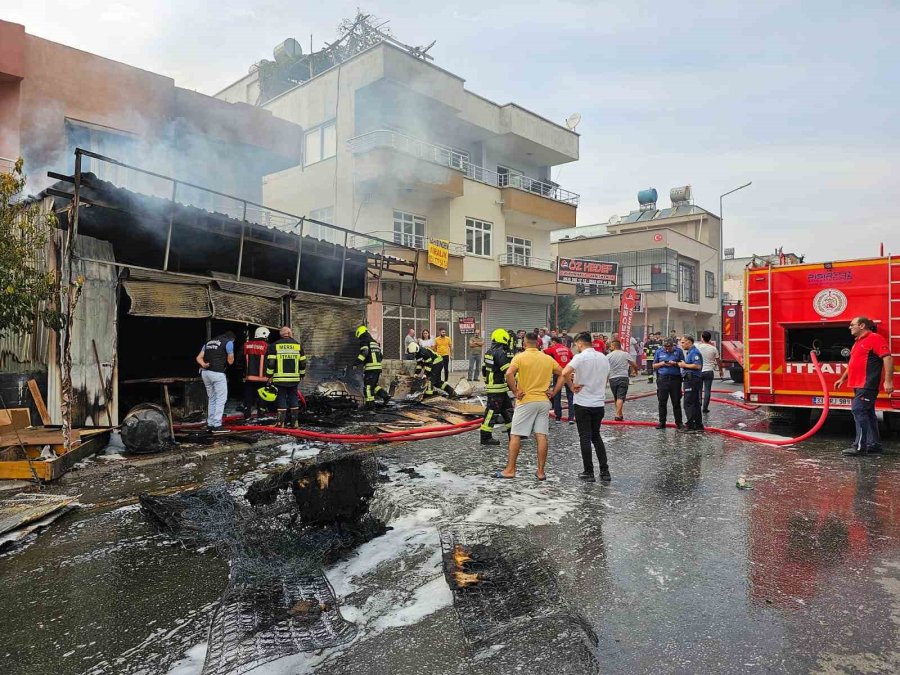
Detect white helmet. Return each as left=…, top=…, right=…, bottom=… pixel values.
left=406, top=341, right=420, bottom=354
left=254, top=327, right=270, bottom=340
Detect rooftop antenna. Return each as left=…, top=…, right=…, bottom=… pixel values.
left=565, top=112, right=582, bottom=131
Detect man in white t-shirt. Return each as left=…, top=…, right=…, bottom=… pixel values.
left=696, top=331, right=724, bottom=413
left=561, top=331, right=611, bottom=482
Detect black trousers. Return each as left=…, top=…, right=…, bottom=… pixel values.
left=363, top=370, right=385, bottom=403
left=243, top=380, right=263, bottom=412
left=438, top=356, right=450, bottom=382
left=682, top=374, right=703, bottom=429
left=656, top=375, right=683, bottom=425
left=573, top=404, right=608, bottom=473
left=428, top=368, right=455, bottom=396
left=480, top=393, right=514, bottom=435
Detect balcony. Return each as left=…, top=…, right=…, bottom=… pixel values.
left=497, top=253, right=571, bottom=296
left=348, top=130, right=579, bottom=223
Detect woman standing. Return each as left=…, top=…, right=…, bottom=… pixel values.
left=419, top=329, right=435, bottom=350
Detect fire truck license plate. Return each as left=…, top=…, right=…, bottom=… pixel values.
left=812, top=397, right=852, bottom=406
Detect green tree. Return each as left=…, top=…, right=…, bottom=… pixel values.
left=553, top=294, right=581, bottom=331
left=0, top=158, right=63, bottom=340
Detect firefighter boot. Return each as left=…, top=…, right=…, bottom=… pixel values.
left=275, top=411, right=286, bottom=427
left=377, top=388, right=391, bottom=404
left=287, top=408, right=299, bottom=429
left=480, top=431, right=500, bottom=446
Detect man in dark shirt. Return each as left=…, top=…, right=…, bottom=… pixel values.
left=652, top=338, right=685, bottom=429
left=678, top=335, right=705, bottom=432
left=835, top=316, right=894, bottom=455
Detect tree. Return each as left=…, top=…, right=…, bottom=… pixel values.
left=554, top=294, right=581, bottom=331
left=0, top=158, right=62, bottom=340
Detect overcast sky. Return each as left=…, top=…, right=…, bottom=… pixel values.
left=6, top=0, right=898, bottom=261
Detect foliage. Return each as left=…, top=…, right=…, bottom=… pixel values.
left=554, top=294, right=581, bottom=331
left=0, top=158, right=63, bottom=340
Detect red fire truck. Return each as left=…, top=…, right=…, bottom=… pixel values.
left=720, top=301, right=744, bottom=383
left=743, top=255, right=900, bottom=427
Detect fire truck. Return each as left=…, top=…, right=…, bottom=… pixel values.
left=720, top=301, right=744, bottom=383
left=743, top=255, right=900, bottom=427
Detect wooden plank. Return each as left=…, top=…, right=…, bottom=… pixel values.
left=27, top=380, right=51, bottom=426
left=0, top=408, right=31, bottom=431
left=0, top=430, right=65, bottom=449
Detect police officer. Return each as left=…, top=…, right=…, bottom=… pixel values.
left=652, top=338, right=685, bottom=429
left=265, top=326, right=307, bottom=427
left=479, top=329, right=515, bottom=446
left=241, top=326, right=270, bottom=420
left=678, top=335, right=704, bottom=432
left=356, top=325, right=391, bottom=409
left=407, top=342, right=457, bottom=399
left=196, top=330, right=235, bottom=433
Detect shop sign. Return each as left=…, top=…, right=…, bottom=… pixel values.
left=428, top=240, right=449, bottom=269
left=557, top=257, right=618, bottom=285
left=458, top=317, right=476, bottom=334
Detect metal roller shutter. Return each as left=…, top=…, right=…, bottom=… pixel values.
left=290, top=292, right=367, bottom=388
left=123, top=281, right=211, bottom=318
left=484, top=298, right=550, bottom=341
left=209, top=288, right=283, bottom=328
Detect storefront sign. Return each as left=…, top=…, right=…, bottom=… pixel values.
left=427, top=240, right=449, bottom=269
left=617, top=288, right=638, bottom=348
left=557, top=257, right=618, bottom=285
left=458, top=316, right=476, bottom=334
left=633, top=292, right=644, bottom=313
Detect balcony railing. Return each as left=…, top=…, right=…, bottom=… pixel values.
left=348, top=130, right=580, bottom=206
left=348, top=230, right=467, bottom=257
left=497, top=253, right=556, bottom=271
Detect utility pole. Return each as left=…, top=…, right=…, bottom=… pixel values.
left=719, top=181, right=752, bottom=306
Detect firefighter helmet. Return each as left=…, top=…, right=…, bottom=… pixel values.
left=254, top=327, right=270, bottom=340
left=406, top=341, right=420, bottom=354
left=355, top=325, right=368, bottom=339
left=491, top=328, right=511, bottom=345
left=257, top=384, right=278, bottom=403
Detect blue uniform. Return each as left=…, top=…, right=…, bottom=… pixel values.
left=681, top=346, right=703, bottom=378
left=681, top=344, right=705, bottom=430
left=653, top=347, right=685, bottom=377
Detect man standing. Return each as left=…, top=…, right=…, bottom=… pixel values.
left=544, top=336, right=575, bottom=422
left=607, top=339, right=637, bottom=421
left=560, top=330, right=573, bottom=348
left=678, top=335, right=705, bottom=432
left=434, top=328, right=452, bottom=382
left=493, top=332, right=563, bottom=481
left=265, top=326, right=307, bottom=428
left=468, top=329, right=484, bottom=381
left=355, top=325, right=390, bottom=409
left=592, top=334, right=606, bottom=354
left=241, top=327, right=270, bottom=419
left=643, top=332, right=661, bottom=381
left=562, top=332, right=611, bottom=482
left=404, top=328, right=418, bottom=360
left=540, top=328, right=551, bottom=351
left=653, top=338, right=685, bottom=429
left=835, top=317, right=894, bottom=455
left=696, top=331, right=723, bottom=413
left=408, top=342, right=456, bottom=398
left=479, top=329, right=515, bottom=445
left=196, top=330, right=235, bottom=433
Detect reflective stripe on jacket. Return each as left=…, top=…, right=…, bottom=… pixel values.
left=357, top=339, right=384, bottom=371
left=482, top=344, right=511, bottom=394
left=265, top=338, right=307, bottom=384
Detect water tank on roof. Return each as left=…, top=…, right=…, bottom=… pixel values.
left=670, top=185, right=692, bottom=204
left=274, top=38, right=302, bottom=63
left=638, top=188, right=658, bottom=206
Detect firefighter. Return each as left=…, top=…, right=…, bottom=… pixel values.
left=407, top=342, right=457, bottom=398
left=479, top=328, right=515, bottom=446
left=356, top=325, right=391, bottom=409
left=265, top=326, right=307, bottom=428
left=241, top=326, right=270, bottom=420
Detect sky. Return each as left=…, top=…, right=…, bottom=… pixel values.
left=5, top=0, right=899, bottom=261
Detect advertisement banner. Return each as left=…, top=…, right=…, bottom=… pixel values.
left=557, top=257, right=618, bottom=285
left=617, top=288, right=638, bottom=349
left=458, top=316, right=476, bottom=334
left=634, top=292, right=644, bottom=313
left=427, top=240, right=449, bottom=269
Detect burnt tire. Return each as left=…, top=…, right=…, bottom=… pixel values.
left=728, top=366, right=744, bottom=384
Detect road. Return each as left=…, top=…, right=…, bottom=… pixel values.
left=1, top=387, right=898, bottom=675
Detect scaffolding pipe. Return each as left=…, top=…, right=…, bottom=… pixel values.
left=162, top=181, right=178, bottom=271
left=236, top=202, right=247, bottom=281
left=294, top=218, right=305, bottom=290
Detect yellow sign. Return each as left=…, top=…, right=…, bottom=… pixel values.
left=427, top=239, right=449, bottom=269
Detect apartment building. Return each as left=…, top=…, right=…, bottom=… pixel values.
left=552, top=188, right=721, bottom=340
left=216, top=36, right=580, bottom=360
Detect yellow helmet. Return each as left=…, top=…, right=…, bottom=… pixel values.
left=257, top=384, right=278, bottom=403
left=491, top=328, right=511, bottom=345
left=406, top=341, right=420, bottom=354
left=355, top=325, right=368, bottom=339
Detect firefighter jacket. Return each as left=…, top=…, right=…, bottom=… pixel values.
left=265, top=338, right=307, bottom=385
left=482, top=343, right=512, bottom=394
left=414, top=347, right=442, bottom=376
left=357, top=336, right=384, bottom=371
left=242, top=339, right=269, bottom=382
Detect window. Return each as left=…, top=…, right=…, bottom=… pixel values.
left=705, top=270, right=716, bottom=298
left=589, top=321, right=614, bottom=333
left=497, top=165, right=522, bottom=188
left=304, top=121, right=336, bottom=165
left=466, top=218, right=492, bottom=256
left=575, top=248, right=678, bottom=296
left=393, top=210, right=426, bottom=249
left=307, top=206, right=338, bottom=243
left=678, top=261, right=698, bottom=303
left=506, top=236, right=532, bottom=266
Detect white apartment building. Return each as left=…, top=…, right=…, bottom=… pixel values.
left=552, top=188, right=722, bottom=340
left=216, top=38, right=579, bottom=360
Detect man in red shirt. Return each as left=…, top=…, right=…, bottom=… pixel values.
left=592, top=334, right=606, bottom=354
left=834, top=316, right=894, bottom=455
left=545, top=336, right=575, bottom=422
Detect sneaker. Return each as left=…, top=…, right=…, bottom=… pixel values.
left=675, top=423, right=685, bottom=430
left=655, top=423, right=666, bottom=429
left=568, top=418, right=576, bottom=425
left=599, top=470, right=612, bottom=482
left=702, top=408, right=710, bottom=414
left=578, top=471, right=596, bottom=482
left=842, top=446, right=866, bottom=456
left=676, top=426, right=691, bottom=433
left=480, top=437, right=501, bottom=446
left=210, top=426, right=229, bottom=434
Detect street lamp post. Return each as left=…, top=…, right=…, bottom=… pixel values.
left=718, top=181, right=752, bottom=311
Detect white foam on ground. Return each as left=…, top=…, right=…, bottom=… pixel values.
left=165, top=642, right=207, bottom=675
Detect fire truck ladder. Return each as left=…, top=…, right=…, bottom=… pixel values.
left=889, top=254, right=900, bottom=391
left=747, top=265, right=774, bottom=393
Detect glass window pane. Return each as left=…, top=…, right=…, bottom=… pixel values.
left=322, top=123, right=336, bottom=159
left=305, top=130, right=321, bottom=164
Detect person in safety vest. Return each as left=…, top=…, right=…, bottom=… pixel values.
left=196, top=330, right=235, bottom=433
left=242, top=326, right=271, bottom=419
left=479, top=328, right=515, bottom=445
left=407, top=341, right=457, bottom=399
left=265, top=326, right=307, bottom=428
left=356, top=325, right=391, bottom=409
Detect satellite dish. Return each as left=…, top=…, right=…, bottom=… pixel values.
left=565, top=113, right=582, bottom=131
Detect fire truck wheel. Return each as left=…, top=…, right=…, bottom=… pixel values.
left=884, top=411, right=900, bottom=434
left=728, top=366, right=744, bottom=384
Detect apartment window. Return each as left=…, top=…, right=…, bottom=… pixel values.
left=308, top=206, right=338, bottom=243
left=393, top=210, right=426, bottom=249
left=304, top=121, right=336, bottom=165
left=589, top=321, right=614, bottom=334
left=497, top=165, right=522, bottom=188
left=506, top=236, right=532, bottom=266
left=466, top=218, right=492, bottom=256
left=705, top=270, right=717, bottom=298
left=575, top=248, right=678, bottom=296
left=678, top=261, right=698, bottom=304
